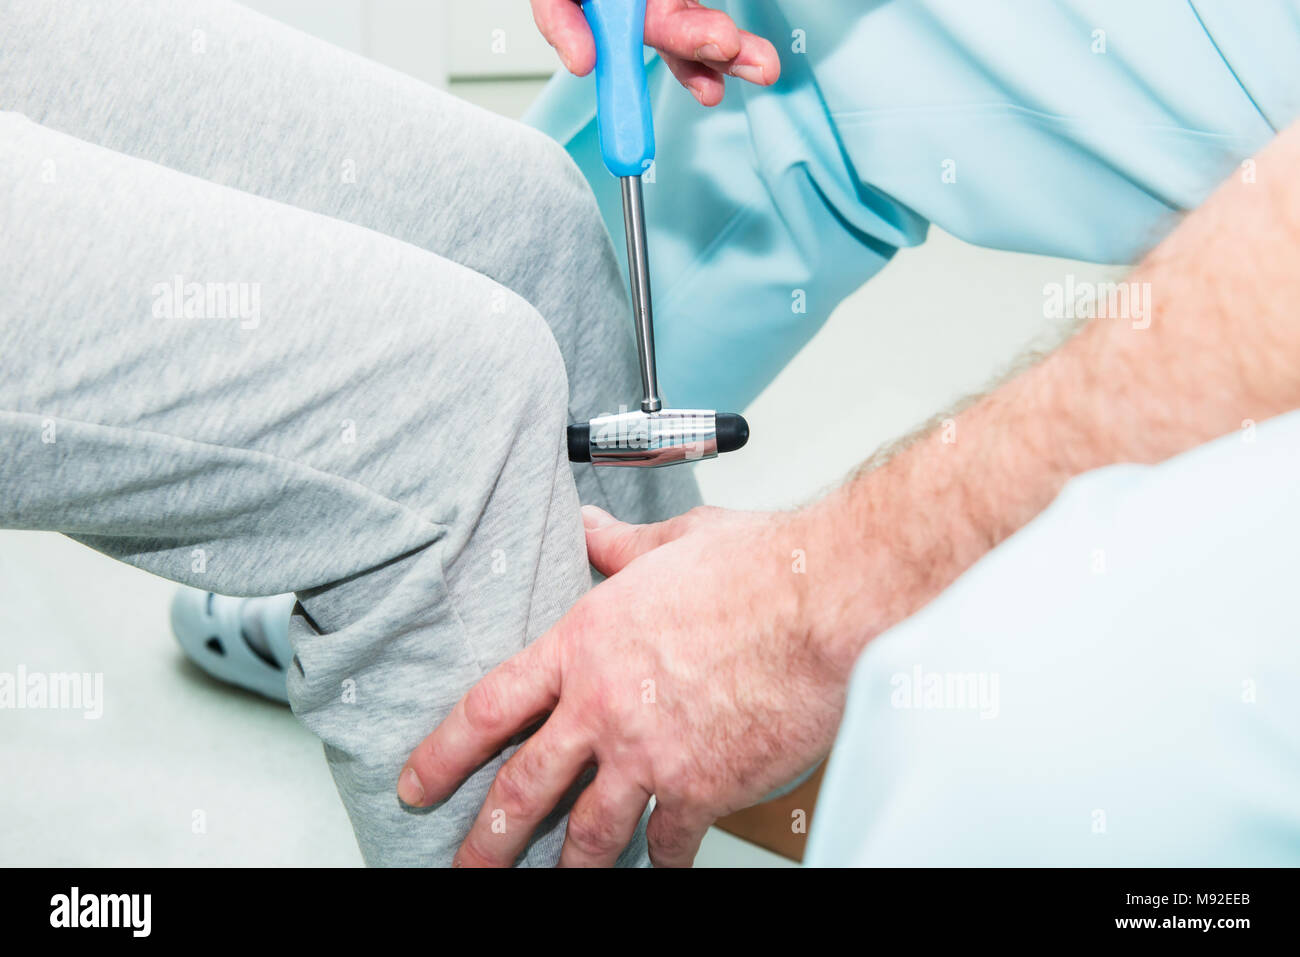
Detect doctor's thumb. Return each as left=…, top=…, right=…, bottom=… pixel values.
left=582, top=505, right=683, bottom=577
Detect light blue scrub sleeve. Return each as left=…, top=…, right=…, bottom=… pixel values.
left=527, top=0, right=1298, bottom=412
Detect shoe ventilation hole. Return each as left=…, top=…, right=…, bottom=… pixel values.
left=205, top=636, right=226, bottom=656
left=241, top=626, right=280, bottom=668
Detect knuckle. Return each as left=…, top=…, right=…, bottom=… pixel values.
left=413, top=738, right=456, bottom=788
left=554, top=606, right=596, bottom=662
left=646, top=818, right=691, bottom=862
left=659, top=762, right=716, bottom=813
left=565, top=804, right=621, bottom=857
left=567, top=676, right=631, bottom=739
left=456, top=835, right=502, bottom=868
left=606, top=535, right=639, bottom=570
left=490, top=761, right=535, bottom=820
left=594, top=677, right=637, bottom=728
left=648, top=843, right=689, bottom=868
left=462, top=681, right=507, bottom=735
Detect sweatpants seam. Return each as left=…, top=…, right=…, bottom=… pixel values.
left=433, top=542, right=491, bottom=681
left=522, top=437, right=564, bottom=643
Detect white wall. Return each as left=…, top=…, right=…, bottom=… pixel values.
left=238, top=0, right=450, bottom=87
left=238, top=0, right=555, bottom=113
left=447, top=1, right=558, bottom=78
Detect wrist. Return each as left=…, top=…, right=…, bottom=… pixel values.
left=792, top=453, right=981, bottom=674
left=795, top=382, right=1079, bottom=674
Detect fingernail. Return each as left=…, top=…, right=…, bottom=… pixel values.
left=689, top=83, right=708, bottom=105
left=581, top=505, right=617, bottom=530
left=398, top=767, right=425, bottom=806
left=730, top=64, right=766, bottom=84
left=695, top=43, right=724, bottom=60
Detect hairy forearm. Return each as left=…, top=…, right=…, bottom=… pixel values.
left=804, top=120, right=1300, bottom=672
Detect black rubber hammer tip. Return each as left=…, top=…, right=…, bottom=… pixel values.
left=567, top=423, right=591, bottom=463
left=715, top=413, right=749, bottom=454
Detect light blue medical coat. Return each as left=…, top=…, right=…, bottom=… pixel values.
left=528, top=0, right=1298, bottom=412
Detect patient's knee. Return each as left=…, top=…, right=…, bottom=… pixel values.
left=411, top=271, right=570, bottom=446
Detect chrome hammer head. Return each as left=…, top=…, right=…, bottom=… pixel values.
left=568, top=409, right=749, bottom=468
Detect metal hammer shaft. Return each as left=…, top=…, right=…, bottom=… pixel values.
left=620, top=175, right=661, bottom=414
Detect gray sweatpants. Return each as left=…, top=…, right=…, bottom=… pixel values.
left=0, top=0, right=700, bottom=866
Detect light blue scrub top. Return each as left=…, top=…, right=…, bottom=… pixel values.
left=527, top=0, right=1299, bottom=413
left=528, top=1, right=1300, bottom=865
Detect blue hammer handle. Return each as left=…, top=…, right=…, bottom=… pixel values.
left=583, top=0, right=655, bottom=177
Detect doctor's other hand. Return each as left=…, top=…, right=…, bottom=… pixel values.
left=398, top=502, right=857, bottom=867
left=529, top=0, right=780, bottom=105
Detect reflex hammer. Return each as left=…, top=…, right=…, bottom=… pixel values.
left=566, top=0, right=749, bottom=468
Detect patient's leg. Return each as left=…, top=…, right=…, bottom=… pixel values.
left=0, top=112, right=641, bottom=866
left=0, top=0, right=697, bottom=525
